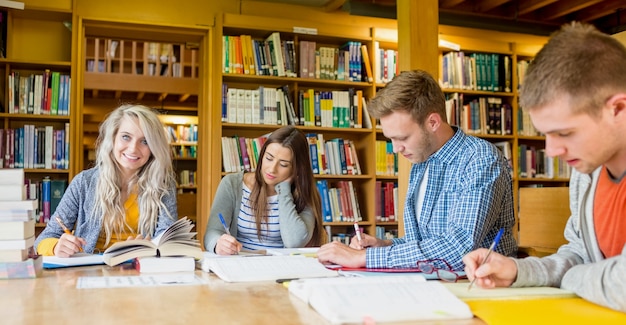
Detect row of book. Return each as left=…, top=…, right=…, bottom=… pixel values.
left=0, top=169, right=43, bottom=279
left=24, top=177, right=66, bottom=224
left=222, top=85, right=372, bottom=129
left=172, top=144, right=197, bottom=159
left=1, top=125, right=70, bottom=170
left=375, top=226, right=398, bottom=240
left=221, top=132, right=363, bottom=177
left=297, top=89, right=371, bottom=128
left=375, top=181, right=398, bottom=222
left=306, top=134, right=362, bottom=176
left=519, top=145, right=572, bottom=179
left=164, top=124, right=198, bottom=143
left=373, top=41, right=399, bottom=84
left=7, top=70, right=71, bottom=116
left=221, top=135, right=267, bottom=174
left=441, top=51, right=512, bottom=93
left=375, top=140, right=398, bottom=177
left=445, top=93, right=513, bottom=136
left=178, top=170, right=196, bottom=188
left=222, top=33, right=373, bottom=83
left=324, top=226, right=398, bottom=245
left=517, top=59, right=531, bottom=89
left=518, top=108, right=541, bottom=136
left=317, top=180, right=362, bottom=223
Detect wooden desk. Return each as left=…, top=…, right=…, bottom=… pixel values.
left=0, top=265, right=484, bottom=325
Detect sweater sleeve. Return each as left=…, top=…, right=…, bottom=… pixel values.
left=560, top=248, right=626, bottom=312
left=153, top=180, right=178, bottom=237
left=275, top=181, right=315, bottom=248
left=204, top=173, right=242, bottom=252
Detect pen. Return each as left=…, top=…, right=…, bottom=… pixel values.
left=468, top=227, right=504, bottom=291
left=353, top=222, right=362, bottom=244
left=218, top=213, right=231, bottom=236
left=276, top=278, right=299, bottom=283
left=55, top=216, right=83, bottom=252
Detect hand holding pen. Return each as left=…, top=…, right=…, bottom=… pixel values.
left=463, top=228, right=518, bottom=290
left=351, top=222, right=363, bottom=250
left=54, top=216, right=86, bottom=257
left=215, top=213, right=242, bottom=255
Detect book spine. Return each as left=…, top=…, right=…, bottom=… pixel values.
left=42, top=177, right=51, bottom=223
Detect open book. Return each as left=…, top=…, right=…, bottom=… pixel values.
left=103, top=217, right=203, bottom=266
left=289, top=275, right=473, bottom=324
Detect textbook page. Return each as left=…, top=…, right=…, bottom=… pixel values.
left=203, top=255, right=338, bottom=282
left=289, top=275, right=473, bottom=324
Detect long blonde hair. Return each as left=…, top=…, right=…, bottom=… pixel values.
left=93, top=104, right=175, bottom=244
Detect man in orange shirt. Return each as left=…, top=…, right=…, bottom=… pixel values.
left=463, top=22, right=626, bottom=313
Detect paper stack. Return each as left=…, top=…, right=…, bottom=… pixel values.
left=0, top=169, right=42, bottom=279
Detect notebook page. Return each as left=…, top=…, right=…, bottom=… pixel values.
left=205, top=255, right=337, bottom=282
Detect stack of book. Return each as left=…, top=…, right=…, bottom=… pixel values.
left=0, top=169, right=42, bottom=279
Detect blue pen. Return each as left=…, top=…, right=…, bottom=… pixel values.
left=468, top=228, right=505, bottom=291
left=218, top=213, right=231, bottom=236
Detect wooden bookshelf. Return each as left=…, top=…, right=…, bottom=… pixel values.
left=436, top=29, right=566, bottom=243
left=76, top=19, right=210, bottom=227
left=8, top=1, right=563, bottom=252
left=209, top=13, right=404, bottom=242
left=1, top=4, right=73, bottom=229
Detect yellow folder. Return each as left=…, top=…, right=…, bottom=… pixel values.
left=467, top=298, right=626, bottom=325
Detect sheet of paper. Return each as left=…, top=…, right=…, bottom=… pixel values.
left=443, top=282, right=576, bottom=300
left=203, top=255, right=338, bottom=282
left=76, top=274, right=205, bottom=289
left=265, top=247, right=319, bottom=256
left=290, top=275, right=473, bottom=324
left=43, top=253, right=105, bottom=269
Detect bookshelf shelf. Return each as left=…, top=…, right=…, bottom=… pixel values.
left=519, top=178, right=570, bottom=183
left=224, top=73, right=373, bottom=88
left=23, top=169, right=70, bottom=174
left=0, top=58, right=71, bottom=68
left=0, top=113, right=70, bottom=120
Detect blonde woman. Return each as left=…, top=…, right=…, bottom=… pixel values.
left=35, top=104, right=178, bottom=257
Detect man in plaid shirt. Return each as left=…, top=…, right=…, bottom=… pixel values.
left=318, top=70, right=516, bottom=271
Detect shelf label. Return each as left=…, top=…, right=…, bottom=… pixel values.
left=293, top=26, right=318, bottom=35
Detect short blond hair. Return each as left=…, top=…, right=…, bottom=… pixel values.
left=521, top=22, right=626, bottom=117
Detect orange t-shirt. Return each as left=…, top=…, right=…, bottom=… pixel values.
left=593, top=166, right=626, bottom=258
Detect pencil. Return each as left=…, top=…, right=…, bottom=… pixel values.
left=55, top=216, right=84, bottom=252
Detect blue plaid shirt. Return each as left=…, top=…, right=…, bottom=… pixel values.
left=366, top=127, right=516, bottom=270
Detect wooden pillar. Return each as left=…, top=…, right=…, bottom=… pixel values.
left=395, top=0, right=438, bottom=236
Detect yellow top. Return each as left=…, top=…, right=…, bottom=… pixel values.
left=37, top=193, right=140, bottom=256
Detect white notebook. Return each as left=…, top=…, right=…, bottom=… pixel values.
left=201, top=254, right=337, bottom=282
left=289, top=275, right=473, bottom=324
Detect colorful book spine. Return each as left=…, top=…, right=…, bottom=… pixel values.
left=41, top=177, right=51, bottom=223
